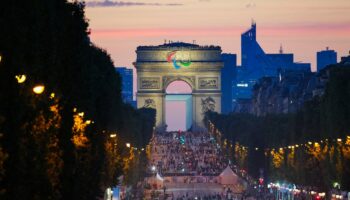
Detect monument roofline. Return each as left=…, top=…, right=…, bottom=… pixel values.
left=136, top=42, right=221, bottom=51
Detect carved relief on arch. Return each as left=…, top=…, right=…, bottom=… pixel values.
left=143, top=98, right=156, bottom=109
left=162, top=76, right=195, bottom=91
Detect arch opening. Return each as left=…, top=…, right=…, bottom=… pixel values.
left=165, top=80, right=193, bottom=131
left=165, top=80, right=192, bottom=94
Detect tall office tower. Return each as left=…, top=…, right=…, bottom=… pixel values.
left=317, top=47, right=337, bottom=72
left=115, top=67, right=133, bottom=104
left=221, top=53, right=237, bottom=114
left=241, top=22, right=277, bottom=76
left=233, top=22, right=311, bottom=113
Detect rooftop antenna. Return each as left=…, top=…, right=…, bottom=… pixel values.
left=164, top=39, right=167, bottom=44
left=279, top=44, right=283, bottom=54
left=251, top=18, right=256, bottom=26
left=326, top=46, right=329, bottom=50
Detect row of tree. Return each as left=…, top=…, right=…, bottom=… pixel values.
left=205, top=63, right=350, bottom=191
left=0, top=1, right=155, bottom=199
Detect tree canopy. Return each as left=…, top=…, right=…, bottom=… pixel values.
left=0, top=1, right=155, bottom=199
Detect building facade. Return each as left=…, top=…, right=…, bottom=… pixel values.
left=115, top=67, right=134, bottom=104
left=221, top=53, right=237, bottom=114
left=317, top=48, right=337, bottom=72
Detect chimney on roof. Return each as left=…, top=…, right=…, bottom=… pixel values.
left=251, top=19, right=256, bottom=27
left=279, top=44, right=283, bottom=54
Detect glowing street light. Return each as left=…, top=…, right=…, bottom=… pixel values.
left=85, top=120, right=92, bottom=125
left=151, top=165, right=156, bottom=171
left=78, top=112, right=84, bottom=117
left=33, top=85, right=45, bottom=94
left=126, top=143, right=131, bottom=148
left=333, top=182, right=340, bottom=189
left=110, top=134, right=117, bottom=138
left=50, top=93, right=55, bottom=99
left=15, top=75, right=26, bottom=84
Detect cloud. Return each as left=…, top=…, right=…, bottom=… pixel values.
left=85, top=0, right=182, bottom=7
left=89, top=23, right=350, bottom=38
left=246, top=2, right=256, bottom=9
left=90, top=27, right=246, bottom=38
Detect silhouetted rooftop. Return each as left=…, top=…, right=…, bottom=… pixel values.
left=137, top=42, right=221, bottom=51
left=160, top=42, right=199, bottom=47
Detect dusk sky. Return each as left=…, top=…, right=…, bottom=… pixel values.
left=85, top=0, right=350, bottom=71
left=84, top=0, right=349, bottom=129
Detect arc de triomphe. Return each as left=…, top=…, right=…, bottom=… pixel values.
left=134, top=42, right=223, bottom=130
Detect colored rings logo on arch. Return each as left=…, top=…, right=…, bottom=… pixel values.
left=167, top=51, right=192, bottom=69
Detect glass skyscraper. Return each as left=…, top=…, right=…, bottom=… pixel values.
left=115, top=67, right=133, bottom=104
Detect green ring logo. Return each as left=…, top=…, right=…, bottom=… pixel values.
left=167, top=51, right=192, bottom=70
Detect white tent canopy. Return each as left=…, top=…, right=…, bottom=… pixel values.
left=219, top=165, right=238, bottom=185
left=156, top=172, right=164, bottom=182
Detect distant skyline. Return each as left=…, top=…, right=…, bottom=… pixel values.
left=85, top=0, right=350, bottom=71
left=83, top=0, right=350, bottom=130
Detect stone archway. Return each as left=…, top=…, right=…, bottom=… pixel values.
left=134, top=42, right=223, bottom=131
left=165, top=80, right=192, bottom=131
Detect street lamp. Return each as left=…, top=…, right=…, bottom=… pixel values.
left=151, top=165, right=156, bottom=172
left=110, top=134, right=117, bottom=138
left=15, top=75, right=26, bottom=84
left=33, top=85, right=45, bottom=94
left=50, top=93, right=55, bottom=99
left=126, top=143, right=131, bottom=148
left=333, top=182, right=340, bottom=189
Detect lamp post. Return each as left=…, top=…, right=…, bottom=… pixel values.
left=33, top=85, right=45, bottom=94
left=15, top=75, right=26, bottom=84
left=109, top=133, right=117, bottom=155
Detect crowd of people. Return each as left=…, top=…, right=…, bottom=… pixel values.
left=144, top=131, right=247, bottom=199
left=149, top=131, right=228, bottom=176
